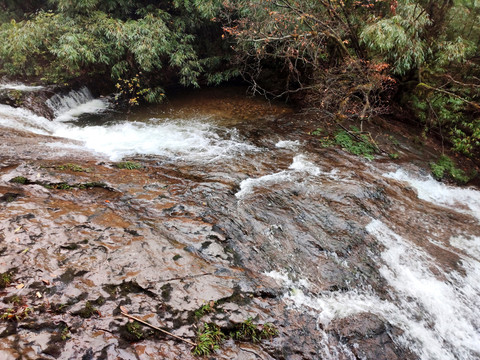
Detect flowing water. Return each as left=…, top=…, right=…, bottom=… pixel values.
left=0, top=86, right=479, bottom=359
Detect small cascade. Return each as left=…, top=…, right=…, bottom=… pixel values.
left=46, top=87, right=107, bottom=121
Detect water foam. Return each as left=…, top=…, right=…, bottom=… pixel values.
left=275, top=140, right=301, bottom=150
left=52, top=120, right=257, bottom=161
left=0, top=83, right=44, bottom=91
left=46, top=87, right=108, bottom=121
left=235, top=155, right=336, bottom=198
left=384, top=168, right=480, bottom=221
left=267, top=220, right=480, bottom=359
left=0, top=104, right=56, bottom=135
left=0, top=104, right=257, bottom=161
left=449, top=235, right=480, bottom=261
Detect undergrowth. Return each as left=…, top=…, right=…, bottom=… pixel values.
left=430, top=155, right=473, bottom=184
left=311, top=127, right=378, bottom=160
left=192, top=318, right=278, bottom=356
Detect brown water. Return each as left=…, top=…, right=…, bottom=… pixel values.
left=0, top=87, right=479, bottom=359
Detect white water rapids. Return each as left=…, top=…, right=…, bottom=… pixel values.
left=0, top=88, right=256, bottom=161
left=1, top=86, right=479, bottom=359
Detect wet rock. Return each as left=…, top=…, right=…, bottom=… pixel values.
left=0, top=86, right=56, bottom=119
left=0, top=95, right=477, bottom=360
left=327, top=313, right=417, bottom=360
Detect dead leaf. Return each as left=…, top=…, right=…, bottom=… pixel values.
left=120, top=305, right=128, bottom=314
left=16, top=283, right=25, bottom=289
left=14, top=226, right=22, bottom=233
left=36, top=292, right=42, bottom=298
left=42, top=279, right=50, bottom=285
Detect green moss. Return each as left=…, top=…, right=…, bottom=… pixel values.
left=126, top=321, right=144, bottom=339
left=430, top=155, right=471, bottom=184
left=56, top=183, right=72, bottom=190
left=172, top=254, right=182, bottom=261
left=310, top=128, right=324, bottom=136
left=76, top=182, right=109, bottom=189
left=40, top=181, right=110, bottom=191
left=9, top=176, right=28, bottom=184
left=7, top=90, right=23, bottom=106
left=334, top=129, right=377, bottom=160
left=192, top=319, right=279, bottom=356
left=311, top=127, right=377, bottom=159
left=50, top=303, right=70, bottom=314
left=74, top=301, right=98, bottom=318
left=56, top=163, right=90, bottom=172
left=160, top=283, right=173, bottom=301
left=115, top=161, right=142, bottom=170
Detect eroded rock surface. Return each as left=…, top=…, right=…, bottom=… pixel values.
left=0, top=100, right=478, bottom=359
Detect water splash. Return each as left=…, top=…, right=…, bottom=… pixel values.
left=235, top=155, right=337, bottom=198
left=46, top=87, right=108, bottom=121
left=0, top=103, right=257, bottom=161
left=0, top=104, right=55, bottom=135
left=51, top=120, right=257, bottom=161
left=266, top=219, right=480, bottom=360
left=384, top=168, right=480, bottom=221
left=0, top=83, right=44, bottom=91
left=275, top=140, right=301, bottom=150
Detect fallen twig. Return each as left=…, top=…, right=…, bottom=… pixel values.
left=121, top=312, right=197, bottom=346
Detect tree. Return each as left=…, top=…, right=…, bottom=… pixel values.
left=0, top=0, right=226, bottom=104
left=220, top=0, right=396, bottom=123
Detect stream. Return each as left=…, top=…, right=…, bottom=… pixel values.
left=0, top=86, right=479, bottom=359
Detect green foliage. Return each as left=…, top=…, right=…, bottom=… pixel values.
left=230, top=318, right=278, bottom=343
left=60, top=326, right=72, bottom=341
left=115, top=161, right=142, bottom=170
left=115, top=75, right=165, bottom=107
left=194, top=301, right=216, bottom=319
left=430, top=155, right=471, bottom=184
left=361, top=1, right=432, bottom=75
left=334, top=129, right=377, bottom=160
left=0, top=1, right=228, bottom=103
left=75, top=301, right=98, bottom=318
left=1, top=306, right=33, bottom=321
left=411, top=90, right=480, bottom=157
left=193, top=323, right=225, bottom=356
left=192, top=318, right=278, bottom=356
left=310, top=128, right=324, bottom=136
left=0, top=272, right=13, bottom=288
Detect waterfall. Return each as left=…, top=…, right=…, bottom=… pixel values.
left=46, top=86, right=108, bottom=121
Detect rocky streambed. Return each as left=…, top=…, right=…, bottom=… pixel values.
left=0, top=87, right=479, bottom=359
